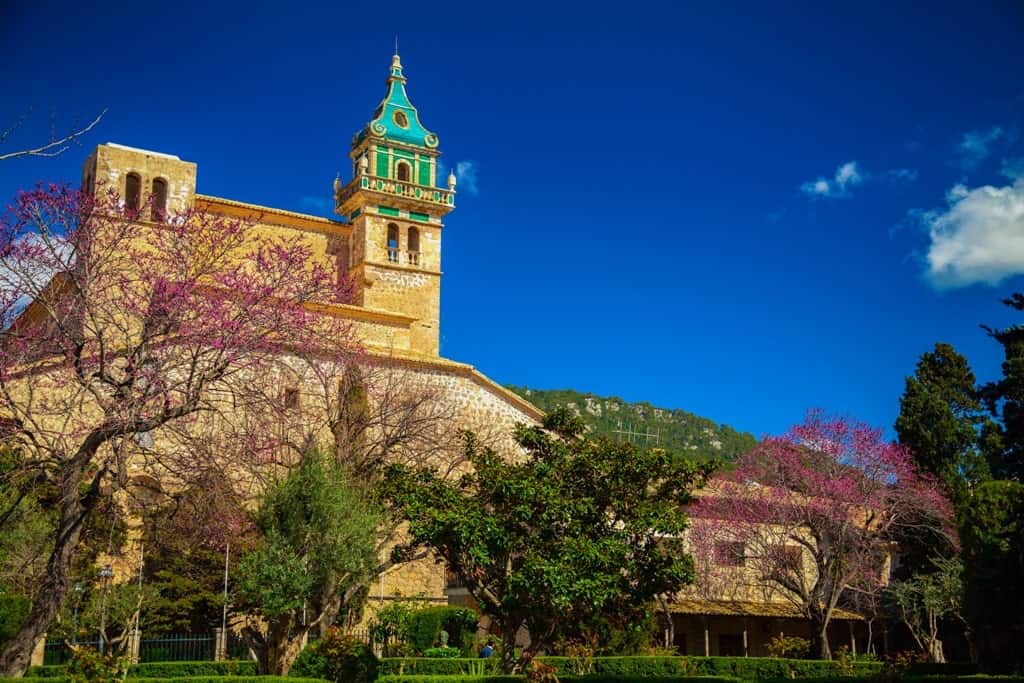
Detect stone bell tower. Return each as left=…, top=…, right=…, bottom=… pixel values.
left=335, top=52, right=456, bottom=358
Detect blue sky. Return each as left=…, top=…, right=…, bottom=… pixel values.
left=2, top=1, right=1023, bottom=439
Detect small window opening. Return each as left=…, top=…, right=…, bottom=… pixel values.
left=151, top=178, right=168, bottom=221
left=407, top=227, right=420, bottom=266
left=283, top=387, right=300, bottom=410
left=125, top=173, right=142, bottom=215
left=387, top=223, right=400, bottom=263
left=396, top=161, right=411, bottom=182
left=714, top=541, right=746, bottom=567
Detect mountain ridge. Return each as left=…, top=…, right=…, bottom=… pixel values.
left=506, top=386, right=757, bottom=461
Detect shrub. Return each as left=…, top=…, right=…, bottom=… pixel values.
left=370, top=598, right=428, bottom=658
left=765, top=636, right=811, bottom=660
left=318, top=628, right=378, bottom=683
left=538, top=657, right=683, bottom=677
left=67, top=647, right=127, bottom=683
left=290, top=644, right=326, bottom=679
left=27, top=666, right=67, bottom=677
left=425, top=648, right=464, bottom=659
left=407, top=607, right=479, bottom=655
left=526, top=658, right=560, bottom=683
left=128, top=662, right=259, bottom=678
left=380, top=657, right=500, bottom=677
left=0, top=594, right=29, bottom=645
left=376, top=676, right=522, bottom=683
left=29, top=661, right=259, bottom=679
left=561, top=677, right=740, bottom=683
left=535, top=656, right=882, bottom=680
left=123, top=679, right=328, bottom=683
left=122, top=678, right=328, bottom=683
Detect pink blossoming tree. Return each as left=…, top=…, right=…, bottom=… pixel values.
left=0, top=184, right=355, bottom=675
left=690, top=410, right=954, bottom=660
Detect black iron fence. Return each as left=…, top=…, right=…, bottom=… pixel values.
left=139, top=634, right=215, bottom=662
left=225, top=631, right=250, bottom=660
left=43, top=639, right=100, bottom=666
left=42, top=629, right=377, bottom=665
left=45, top=633, right=220, bottom=664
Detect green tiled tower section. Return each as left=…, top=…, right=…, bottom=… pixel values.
left=354, top=54, right=440, bottom=187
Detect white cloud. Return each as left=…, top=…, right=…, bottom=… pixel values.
left=920, top=177, right=1024, bottom=288
left=800, top=161, right=866, bottom=199
left=801, top=161, right=920, bottom=199
left=957, top=127, right=1003, bottom=169
left=886, top=168, right=918, bottom=183
left=0, top=233, right=73, bottom=325
left=455, top=161, right=479, bottom=196
left=1001, top=157, right=1024, bottom=180
left=835, top=161, right=862, bottom=187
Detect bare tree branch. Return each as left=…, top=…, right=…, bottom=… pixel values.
left=0, top=109, right=107, bottom=162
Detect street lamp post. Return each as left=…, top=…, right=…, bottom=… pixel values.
left=97, top=565, right=113, bottom=653
left=71, top=582, right=83, bottom=646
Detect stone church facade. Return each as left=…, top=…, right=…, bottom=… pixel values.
left=77, top=52, right=542, bottom=612
left=66, top=53, right=871, bottom=656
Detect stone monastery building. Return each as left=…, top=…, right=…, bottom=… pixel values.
left=76, top=53, right=868, bottom=657
left=79, top=52, right=542, bottom=606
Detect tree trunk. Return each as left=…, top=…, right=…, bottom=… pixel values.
left=500, top=626, right=518, bottom=674
left=248, top=616, right=308, bottom=676
left=809, top=613, right=832, bottom=660
left=0, top=465, right=91, bottom=677
left=927, top=637, right=946, bottom=664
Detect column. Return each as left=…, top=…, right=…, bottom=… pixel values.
left=30, top=634, right=46, bottom=668
left=127, top=629, right=141, bottom=664
left=214, top=627, right=226, bottom=661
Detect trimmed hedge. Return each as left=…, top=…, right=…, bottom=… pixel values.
left=905, top=664, right=983, bottom=676
left=381, top=657, right=882, bottom=680
left=380, top=658, right=502, bottom=676
left=27, top=660, right=259, bottom=678
left=760, top=678, right=1024, bottom=683
left=5, top=678, right=324, bottom=683
left=536, top=657, right=883, bottom=680
left=562, top=677, right=740, bottom=683
left=377, top=676, right=523, bottom=683
left=376, top=677, right=740, bottom=683
left=120, top=678, right=327, bottom=683
left=129, top=662, right=260, bottom=678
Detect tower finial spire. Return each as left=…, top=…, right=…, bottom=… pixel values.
left=394, top=34, right=399, bottom=56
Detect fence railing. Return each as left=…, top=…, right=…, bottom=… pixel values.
left=44, top=639, right=100, bottom=666
left=139, top=634, right=215, bottom=662
left=43, top=628, right=375, bottom=665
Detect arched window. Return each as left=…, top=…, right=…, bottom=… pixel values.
left=387, top=223, right=400, bottom=263
left=125, top=173, right=141, bottom=215
left=396, top=161, right=411, bottom=182
left=407, top=227, right=420, bottom=266
left=151, top=178, right=168, bottom=221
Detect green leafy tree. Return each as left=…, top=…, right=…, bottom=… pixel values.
left=383, top=408, right=717, bottom=673
left=887, top=556, right=964, bottom=663
left=234, top=449, right=380, bottom=676
left=135, top=475, right=254, bottom=636
left=958, top=479, right=1024, bottom=668
left=895, top=343, right=991, bottom=503
left=981, top=292, right=1024, bottom=480
left=367, top=596, right=426, bottom=657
